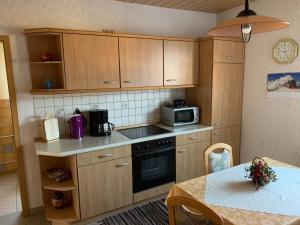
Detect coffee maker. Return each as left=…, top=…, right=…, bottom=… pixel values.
left=89, top=110, right=115, bottom=136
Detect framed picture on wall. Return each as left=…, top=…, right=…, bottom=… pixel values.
left=267, top=72, right=300, bottom=97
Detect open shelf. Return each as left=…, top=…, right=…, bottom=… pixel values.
left=44, top=202, right=79, bottom=223
left=42, top=175, right=77, bottom=191
left=26, top=32, right=66, bottom=90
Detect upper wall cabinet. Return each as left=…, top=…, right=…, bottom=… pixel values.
left=119, top=37, right=163, bottom=88
left=63, top=34, right=120, bottom=90
left=213, top=40, right=244, bottom=64
left=164, top=40, right=200, bottom=86
left=25, top=28, right=200, bottom=94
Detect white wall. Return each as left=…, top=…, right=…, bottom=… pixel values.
left=0, top=0, right=216, bottom=208
left=218, top=0, right=300, bottom=166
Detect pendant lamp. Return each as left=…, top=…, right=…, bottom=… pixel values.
left=208, top=0, right=289, bottom=43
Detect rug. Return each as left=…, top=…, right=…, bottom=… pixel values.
left=88, top=199, right=169, bottom=225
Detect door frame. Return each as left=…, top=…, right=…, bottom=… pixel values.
left=0, top=35, right=29, bottom=215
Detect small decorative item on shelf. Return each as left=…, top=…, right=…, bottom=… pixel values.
left=51, top=192, right=65, bottom=209
left=245, top=157, right=277, bottom=190
left=47, top=168, right=69, bottom=183
left=40, top=52, right=54, bottom=61
left=43, top=79, right=53, bottom=89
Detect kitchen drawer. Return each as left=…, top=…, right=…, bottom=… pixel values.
left=213, top=40, right=244, bottom=64
left=77, top=145, right=131, bottom=167
left=176, top=130, right=211, bottom=146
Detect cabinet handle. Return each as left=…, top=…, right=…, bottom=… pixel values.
left=166, top=79, right=176, bottom=82
left=225, top=56, right=233, bottom=59
left=97, top=153, right=113, bottom=158
left=115, top=162, right=129, bottom=167
left=177, top=150, right=187, bottom=153
left=189, top=137, right=199, bottom=140
left=124, top=80, right=135, bottom=83
left=104, top=81, right=117, bottom=84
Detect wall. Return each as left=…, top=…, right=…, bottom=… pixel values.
left=218, top=0, right=300, bottom=166
left=33, top=89, right=185, bottom=135
left=0, top=0, right=216, bottom=208
left=0, top=42, right=9, bottom=99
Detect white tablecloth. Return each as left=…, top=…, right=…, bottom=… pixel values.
left=204, top=165, right=300, bottom=217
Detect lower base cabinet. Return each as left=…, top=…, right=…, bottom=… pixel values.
left=78, top=157, right=133, bottom=219
left=176, top=137, right=211, bottom=183
left=211, top=125, right=241, bottom=165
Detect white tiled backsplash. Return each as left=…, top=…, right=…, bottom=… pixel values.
left=33, top=89, right=185, bottom=134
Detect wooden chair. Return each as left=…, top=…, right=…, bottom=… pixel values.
left=203, top=143, right=233, bottom=175
left=167, top=195, right=224, bottom=225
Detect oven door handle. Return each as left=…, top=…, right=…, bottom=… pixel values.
left=133, top=147, right=175, bottom=157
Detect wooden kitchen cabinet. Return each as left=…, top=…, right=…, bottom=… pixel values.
left=119, top=37, right=163, bottom=88
left=63, top=34, right=120, bottom=90
left=164, top=40, right=199, bottom=86
left=78, top=157, right=133, bottom=219
left=186, top=37, right=244, bottom=165
left=212, top=125, right=241, bottom=165
left=176, top=140, right=211, bottom=183
left=213, top=40, right=245, bottom=64
left=211, top=63, right=244, bottom=129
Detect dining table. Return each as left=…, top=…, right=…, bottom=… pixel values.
left=167, top=158, right=300, bottom=225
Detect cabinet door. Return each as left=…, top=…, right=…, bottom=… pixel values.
left=164, top=40, right=199, bottom=86
left=212, top=125, right=241, bottom=165
left=63, top=34, right=120, bottom=90
left=213, top=40, right=244, bottom=63
left=78, top=157, right=133, bottom=219
left=176, top=140, right=210, bottom=183
left=212, top=63, right=244, bottom=128
left=119, top=37, right=163, bottom=88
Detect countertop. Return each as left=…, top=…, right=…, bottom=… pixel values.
left=34, top=124, right=213, bottom=157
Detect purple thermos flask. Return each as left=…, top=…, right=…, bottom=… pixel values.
left=69, top=114, right=84, bottom=139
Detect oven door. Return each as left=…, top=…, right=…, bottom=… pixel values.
left=174, top=109, right=195, bottom=125
left=132, top=147, right=175, bottom=193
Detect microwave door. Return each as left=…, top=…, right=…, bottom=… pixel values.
left=175, top=109, right=195, bottom=124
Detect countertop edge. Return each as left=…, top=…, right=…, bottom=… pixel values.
left=35, top=125, right=213, bottom=157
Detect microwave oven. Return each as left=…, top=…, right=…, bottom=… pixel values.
left=161, top=106, right=199, bottom=126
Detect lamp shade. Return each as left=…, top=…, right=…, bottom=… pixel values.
left=208, top=15, right=289, bottom=37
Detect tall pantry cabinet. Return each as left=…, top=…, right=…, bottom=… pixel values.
left=186, top=37, right=245, bottom=165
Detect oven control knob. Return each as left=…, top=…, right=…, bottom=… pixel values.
left=136, top=146, right=141, bottom=150
left=157, top=142, right=161, bottom=146
left=145, top=144, right=150, bottom=148
left=161, top=141, right=165, bottom=145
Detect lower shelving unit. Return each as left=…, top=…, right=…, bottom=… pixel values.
left=39, top=155, right=80, bottom=225
left=44, top=202, right=79, bottom=223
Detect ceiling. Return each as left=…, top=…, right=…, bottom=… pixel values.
left=115, top=0, right=257, bottom=13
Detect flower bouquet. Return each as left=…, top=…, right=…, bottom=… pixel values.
left=245, top=157, right=277, bottom=190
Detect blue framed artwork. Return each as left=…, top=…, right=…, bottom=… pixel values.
left=267, top=72, right=300, bottom=96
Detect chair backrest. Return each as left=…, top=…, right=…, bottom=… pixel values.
left=203, top=143, right=233, bottom=175
left=167, top=195, right=224, bottom=225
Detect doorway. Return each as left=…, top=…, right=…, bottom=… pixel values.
left=0, top=35, right=28, bottom=216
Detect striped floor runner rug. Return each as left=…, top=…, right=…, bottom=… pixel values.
left=88, top=199, right=169, bottom=225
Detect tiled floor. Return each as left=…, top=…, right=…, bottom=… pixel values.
left=0, top=173, right=22, bottom=217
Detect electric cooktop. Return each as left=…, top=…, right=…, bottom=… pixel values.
left=117, top=125, right=171, bottom=139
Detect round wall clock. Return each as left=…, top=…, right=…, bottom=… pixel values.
left=273, top=39, right=299, bottom=64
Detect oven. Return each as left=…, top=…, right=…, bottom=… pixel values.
left=132, top=137, right=176, bottom=193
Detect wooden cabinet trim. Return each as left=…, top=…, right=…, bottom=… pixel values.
left=25, top=28, right=199, bottom=42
